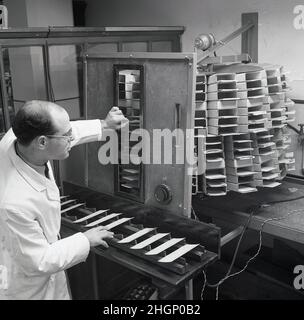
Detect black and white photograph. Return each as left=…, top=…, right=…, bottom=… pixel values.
left=0, top=0, right=304, bottom=311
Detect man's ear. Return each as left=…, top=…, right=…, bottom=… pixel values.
left=36, top=136, right=47, bottom=150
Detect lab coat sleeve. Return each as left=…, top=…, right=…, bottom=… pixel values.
left=70, top=119, right=104, bottom=147
left=3, top=208, right=90, bottom=277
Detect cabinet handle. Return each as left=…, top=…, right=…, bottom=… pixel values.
left=175, top=103, right=181, bottom=129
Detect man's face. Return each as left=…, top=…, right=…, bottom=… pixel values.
left=45, top=110, right=74, bottom=160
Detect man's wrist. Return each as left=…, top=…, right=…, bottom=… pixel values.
left=100, top=119, right=108, bottom=130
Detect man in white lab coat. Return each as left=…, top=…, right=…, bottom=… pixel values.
left=0, top=100, right=127, bottom=300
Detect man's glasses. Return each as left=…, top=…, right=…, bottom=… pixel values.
left=46, top=133, right=74, bottom=142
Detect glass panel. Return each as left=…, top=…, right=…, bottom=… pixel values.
left=122, top=42, right=148, bottom=52
left=114, top=66, right=144, bottom=201
left=2, top=46, right=47, bottom=126
left=56, top=98, right=80, bottom=120
left=87, top=43, right=118, bottom=54
left=48, top=44, right=83, bottom=119
left=151, top=41, right=172, bottom=52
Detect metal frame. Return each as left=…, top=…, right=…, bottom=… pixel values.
left=0, top=46, right=10, bottom=130
left=0, top=26, right=184, bottom=38
left=197, top=21, right=254, bottom=65
left=86, top=52, right=195, bottom=60
left=113, top=63, right=145, bottom=203
left=292, top=99, right=304, bottom=104
left=0, top=26, right=184, bottom=132
left=241, top=12, right=259, bottom=63
left=197, top=12, right=258, bottom=66
left=183, top=53, right=197, bottom=218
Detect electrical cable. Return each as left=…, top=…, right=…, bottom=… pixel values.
left=201, top=206, right=255, bottom=300
left=200, top=197, right=304, bottom=300
left=191, top=206, right=199, bottom=220
left=213, top=209, right=303, bottom=290
left=44, top=42, right=60, bottom=186
left=45, top=43, right=55, bottom=102
left=201, top=269, right=207, bottom=300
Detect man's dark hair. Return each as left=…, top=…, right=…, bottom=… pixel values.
left=12, top=100, right=57, bottom=145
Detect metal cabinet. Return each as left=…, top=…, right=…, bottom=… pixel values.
left=85, top=52, right=196, bottom=217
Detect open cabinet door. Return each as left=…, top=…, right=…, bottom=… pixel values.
left=85, top=52, right=196, bottom=217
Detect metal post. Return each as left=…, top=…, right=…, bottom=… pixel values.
left=185, top=279, right=193, bottom=300
left=0, top=45, right=11, bottom=131
left=91, top=252, right=99, bottom=299
left=83, top=51, right=89, bottom=187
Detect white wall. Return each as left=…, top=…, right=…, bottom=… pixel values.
left=3, top=0, right=28, bottom=27
left=86, top=0, right=304, bottom=97
left=26, top=0, right=74, bottom=27
left=4, top=0, right=73, bottom=27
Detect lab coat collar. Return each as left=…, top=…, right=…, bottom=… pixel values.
left=8, top=141, right=58, bottom=196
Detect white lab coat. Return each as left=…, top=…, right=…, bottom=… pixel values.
left=0, top=120, right=103, bottom=300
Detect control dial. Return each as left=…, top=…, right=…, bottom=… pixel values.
left=154, top=184, right=172, bottom=204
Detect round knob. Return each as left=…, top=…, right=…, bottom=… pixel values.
left=194, top=33, right=216, bottom=51
left=154, top=184, right=172, bottom=204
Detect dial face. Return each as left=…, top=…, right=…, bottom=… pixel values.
left=154, top=184, right=172, bottom=204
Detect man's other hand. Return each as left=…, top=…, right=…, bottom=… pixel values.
left=83, top=226, right=114, bottom=248
left=104, top=106, right=129, bottom=130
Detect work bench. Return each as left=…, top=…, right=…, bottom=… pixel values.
left=192, top=176, right=304, bottom=299
left=193, top=177, right=304, bottom=245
